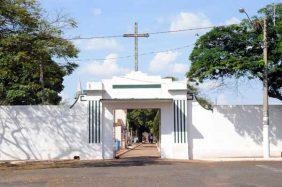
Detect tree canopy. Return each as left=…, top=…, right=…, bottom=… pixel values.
left=187, top=3, right=282, bottom=101
left=0, top=0, right=78, bottom=105
left=127, top=109, right=160, bottom=139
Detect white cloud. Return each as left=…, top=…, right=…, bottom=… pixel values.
left=170, top=12, right=212, bottom=31
left=80, top=53, right=130, bottom=78
left=225, top=17, right=240, bottom=25
left=173, top=63, right=188, bottom=74
left=75, top=38, right=122, bottom=51
left=149, top=51, right=179, bottom=72
left=93, top=8, right=102, bottom=16
left=149, top=51, right=187, bottom=74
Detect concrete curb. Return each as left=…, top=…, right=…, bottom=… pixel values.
left=1, top=156, right=282, bottom=167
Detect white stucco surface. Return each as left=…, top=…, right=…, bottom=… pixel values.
left=0, top=103, right=102, bottom=160
left=0, top=71, right=281, bottom=161
left=189, top=102, right=282, bottom=159
left=1, top=102, right=281, bottom=160
left=86, top=71, right=188, bottom=100
left=85, top=71, right=189, bottom=159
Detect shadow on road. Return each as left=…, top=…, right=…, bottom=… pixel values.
left=0, top=157, right=176, bottom=171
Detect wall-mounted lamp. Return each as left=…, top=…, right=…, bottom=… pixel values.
left=187, top=92, right=194, bottom=100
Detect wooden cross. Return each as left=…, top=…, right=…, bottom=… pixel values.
left=123, top=22, right=149, bottom=71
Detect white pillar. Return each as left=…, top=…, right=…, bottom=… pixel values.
left=263, top=122, right=270, bottom=159
left=102, top=105, right=114, bottom=159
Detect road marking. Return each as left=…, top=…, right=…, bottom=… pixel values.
left=256, top=165, right=282, bottom=172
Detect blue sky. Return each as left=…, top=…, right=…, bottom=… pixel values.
left=40, top=0, right=281, bottom=105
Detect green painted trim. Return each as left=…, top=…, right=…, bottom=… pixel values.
left=92, top=101, right=94, bottom=143
left=88, top=100, right=102, bottom=144
left=98, top=101, right=101, bottom=143
left=176, top=100, right=179, bottom=143
left=173, top=100, right=176, bottom=143
left=80, top=95, right=87, bottom=101
left=180, top=100, right=183, bottom=143
left=93, top=101, right=96, bottom=143
left=88, top=101, right=91, bottom=143
left=174, top=100, right=188, bottom=144
left=95, top=100, right=98, bottom=143
left=183, top=100, right=186, bottom=143
left=112, top=84, right=161, bottom=89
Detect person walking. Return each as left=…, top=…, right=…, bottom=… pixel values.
left=149, top=134, right=153, bottom=144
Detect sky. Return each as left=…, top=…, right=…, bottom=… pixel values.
left=40, top=0, right=281, bottom=105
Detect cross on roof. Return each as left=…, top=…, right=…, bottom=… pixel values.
left=123, top=22, right=149, bottom=71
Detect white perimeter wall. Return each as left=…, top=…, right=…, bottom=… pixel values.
left=0, top=103, right=102, bottom=160
left=189, top=102, right=282, bottom=159
left=1, top=102, right=281, bottom=161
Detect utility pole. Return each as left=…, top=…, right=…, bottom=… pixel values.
left=263, top=17, right=270, bottom=158
left=39, top=62, right=45, bottom=104
left=123, top=22, right=149, bottom=71
left=239, top=8, right=270, bottom=158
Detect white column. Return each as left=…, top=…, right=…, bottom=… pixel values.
left=102, top=105, right=114, bottom=159
left=160, top=103, right=173, bottom=159
left=263, top=121, right=270, bottom=158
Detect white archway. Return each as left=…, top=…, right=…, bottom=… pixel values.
left=77, top=71, right=190, bottom=159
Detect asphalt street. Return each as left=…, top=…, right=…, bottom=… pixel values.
left=1, top=145, right=282, bottom=187
left=1, top=159, right=282, bottom=187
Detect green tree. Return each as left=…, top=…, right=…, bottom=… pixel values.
left=151, top=110, right=160, bottom=139
left=187, top=4, right=282, bottom=101
left=127, top=109, right=160, bottom=139
left=0, top=0, right=78, bottom=105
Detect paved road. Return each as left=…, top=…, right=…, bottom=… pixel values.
left=120, top=143, right=160, bottom=159
left=1, top=159, right=282, bottom=187
left=1, top=144, right=282, bottom=187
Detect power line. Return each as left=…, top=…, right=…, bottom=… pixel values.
left=69, top=44, right=193, bottom=62
left=148, top=25, right=218, bottom=35
left=67, top=25, right=229, bottom=40
left=67, top=34, right=123, bottom=40
left=139, top=44, right=191, bottom=57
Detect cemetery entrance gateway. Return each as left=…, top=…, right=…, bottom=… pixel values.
left=80, top=71, right=191, bottom=159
